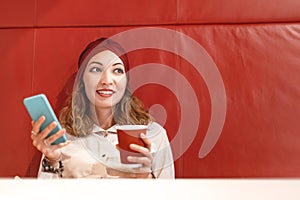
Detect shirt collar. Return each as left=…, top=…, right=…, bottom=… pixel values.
left=92, top=124, right=117, bottom=134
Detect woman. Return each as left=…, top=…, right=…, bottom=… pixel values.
left=30, top=37, right=175, bottom=178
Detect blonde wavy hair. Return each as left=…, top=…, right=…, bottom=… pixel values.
left=59, top=38, right=152, bottom=137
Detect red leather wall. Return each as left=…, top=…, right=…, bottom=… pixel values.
left=1, top=0, right=300, bottom=178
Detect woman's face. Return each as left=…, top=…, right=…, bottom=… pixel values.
left=83, top=50, right=127, bottom=110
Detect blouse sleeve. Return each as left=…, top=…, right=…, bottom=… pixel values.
left=148, top=122, right=175, bottom=179
left=37, top=133, right=107, bottom=179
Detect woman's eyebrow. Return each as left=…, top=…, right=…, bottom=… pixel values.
left=88, top=61, right=103, bottom=66
left=113, top=62, right=124, bottom=66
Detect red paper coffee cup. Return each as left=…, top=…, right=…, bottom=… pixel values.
left=116, top=125, right=147, bottom=164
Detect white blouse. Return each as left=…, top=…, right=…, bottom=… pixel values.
left=38, top=122, right=175, bottom=179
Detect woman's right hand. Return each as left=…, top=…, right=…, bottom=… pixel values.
left=31, top=115, right=70, bottom=161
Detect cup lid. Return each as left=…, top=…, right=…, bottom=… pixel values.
left=115, top=125, right=148, bottom=130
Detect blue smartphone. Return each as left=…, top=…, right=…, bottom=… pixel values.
left=23, top=93, right=67, bottom=145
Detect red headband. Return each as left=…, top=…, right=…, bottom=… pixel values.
left=77, top=38, right=130, bottom=79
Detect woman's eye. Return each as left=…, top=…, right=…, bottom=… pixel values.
left=90, top=67, right=102, bottom=73
left=114, top=68, right=124, bottom=74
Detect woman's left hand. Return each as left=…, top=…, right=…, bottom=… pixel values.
left=127, top=133, right=153, bottom=178
left=107, top=133, right=154, bottom=178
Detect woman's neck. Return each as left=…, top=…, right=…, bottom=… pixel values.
left=90, top=106, right=115, bottom=130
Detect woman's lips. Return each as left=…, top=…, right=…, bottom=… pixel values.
left=96, top=89, right=115, bottom=97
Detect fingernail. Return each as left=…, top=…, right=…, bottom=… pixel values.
left=127, top=156, right=133, bottom=161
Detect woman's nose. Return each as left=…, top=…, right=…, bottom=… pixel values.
left=99, top=70, right=113, bottom=86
